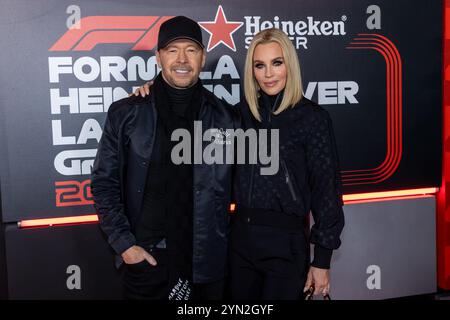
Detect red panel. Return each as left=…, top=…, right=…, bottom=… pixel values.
left=438, top=0, right=450, bottom=290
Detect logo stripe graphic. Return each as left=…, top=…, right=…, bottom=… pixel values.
left=50, top=16, right=161, bottom=51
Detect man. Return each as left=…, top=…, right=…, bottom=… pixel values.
left=91, top=16, right=239, bottom=300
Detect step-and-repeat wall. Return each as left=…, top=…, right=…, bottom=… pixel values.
left=0, top=0, right=442, bottom=299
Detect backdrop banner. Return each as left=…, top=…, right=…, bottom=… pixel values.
left=0, top=0, right=442, bottom=221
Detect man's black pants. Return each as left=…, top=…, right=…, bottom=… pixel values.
left=121, top=249, right=224, bottom=300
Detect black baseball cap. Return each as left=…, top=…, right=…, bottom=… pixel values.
left=157, top=16, right=204, bottom=50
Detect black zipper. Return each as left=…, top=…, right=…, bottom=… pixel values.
left=249, top=92, right=282, bottom=206
left=281, top=160, right=298, bottom=202
left=268, top=92, right=281, bottom=123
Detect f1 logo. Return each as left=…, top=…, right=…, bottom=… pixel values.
left=50, top=16, right=173, bottom=51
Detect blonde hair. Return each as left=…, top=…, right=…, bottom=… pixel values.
left=244, top=28, right=303, bottom=121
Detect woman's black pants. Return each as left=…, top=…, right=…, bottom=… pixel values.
left=229, top=211, right=310, bottom=300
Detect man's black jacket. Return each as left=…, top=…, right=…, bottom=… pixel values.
left=91, top=85, right=240, bottom=284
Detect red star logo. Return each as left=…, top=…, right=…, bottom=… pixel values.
left=199, top=6, right=243, bottom=52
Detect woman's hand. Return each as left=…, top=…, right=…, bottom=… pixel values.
left=129, top=81, right=153, bottom=97
left=304, top=266, right=330, bottom=296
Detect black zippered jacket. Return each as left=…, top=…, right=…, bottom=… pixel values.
left=234, top=94, right=345, bottom=269
left=91, top=84, right=240, bottom=283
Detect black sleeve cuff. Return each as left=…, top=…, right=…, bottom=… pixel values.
left=311, top=244, right=333, bottom=269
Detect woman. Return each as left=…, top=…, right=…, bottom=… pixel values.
left=229, top=28, right=344, bottom=300
left=133, top=28, right=344, bottom=300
